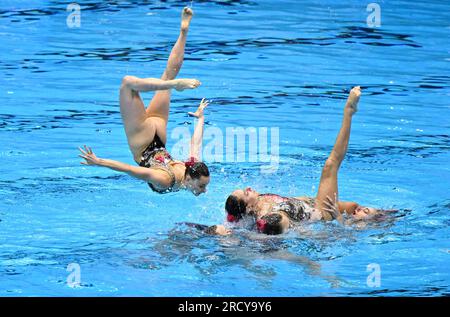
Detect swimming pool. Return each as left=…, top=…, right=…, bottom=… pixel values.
left=0, top=0, right=449, bottom=296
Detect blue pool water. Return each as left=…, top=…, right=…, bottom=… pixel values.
left=1, top=0, right=449, bottom=296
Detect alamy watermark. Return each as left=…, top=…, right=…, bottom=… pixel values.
left=366, top=3, right=381, bottom=28
left=66, top=3, right=81, bottom=28
left=66, top=263, right=81, bottom=288
left=366, top=263, right=381, bottom=287
left=170, top=125, right=280, bottom=173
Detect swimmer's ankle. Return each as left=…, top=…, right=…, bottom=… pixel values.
left=180, top=27, right=189, bottom=36
left=181, top=7, right=193, bottom=33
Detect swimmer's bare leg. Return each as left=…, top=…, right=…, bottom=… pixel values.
left=145, top=7, right=194, bottom=144
left=119, top=75, right=199, bottom=161
left=315, top=86, right=361, bottom=221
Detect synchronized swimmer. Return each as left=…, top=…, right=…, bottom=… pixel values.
left=78, top=8, right=210, bottom=196
left=78, top=8, right=391, bottom=236
left=223, top=87, right=390, bottom=235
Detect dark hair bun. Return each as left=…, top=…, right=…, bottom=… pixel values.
left=225, top=195, right=247, bottom=220
left=185, top=161, right=209, bottom=180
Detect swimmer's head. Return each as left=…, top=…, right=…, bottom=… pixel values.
left=184, top=160, right=210, bottom=196
left=225, top=187, right=259, bottom=222
left=352, top=205, right=379, bottom=220
left=256, top=212, right=289, bottom=235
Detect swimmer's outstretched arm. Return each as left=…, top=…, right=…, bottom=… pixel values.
left=210, top=224, right=232, bottom=235
left=268, top=250, right=343, bottom=288
left=78, top=146, right=171, bottom=186
left=188, top=98, right=210, bottom=160
left=316, top=86, right=361, bottom=221
left=182, top=222, right=232, bottom=235
left=121, top=75, right=201, bottom=92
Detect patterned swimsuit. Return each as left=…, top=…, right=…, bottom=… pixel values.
left=260, top=194, right=317, bottom=222
left=139, top=135, right=178, bottom=194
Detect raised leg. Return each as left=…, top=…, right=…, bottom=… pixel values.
left=316, top=86, right=361, bottom=220
left=119, top=76, right=199, bottom=162
left=119, top=78, right=155, bottom=162
left=145, top=7, right=194, bottom=144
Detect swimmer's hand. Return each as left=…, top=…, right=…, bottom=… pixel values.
left=174, top=78, right=201, bottom=91
left=215, top=225, right=232, bottom=235
left=345, top=86, right=361, bottom=116
left=323, top=195, right=344, bottom=224
left=205, top=225, right=232, bottom=236
left=188, top=98, right=210, bottom=118
left=78, top=145, right=101, bottom=166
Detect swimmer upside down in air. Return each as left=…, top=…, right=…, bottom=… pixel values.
left=78, top=7, right=210, bottom=196
left=212, top=87, right=394, bottom=236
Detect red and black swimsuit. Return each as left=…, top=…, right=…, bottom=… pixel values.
left=139, top=135, right=178, bottom=194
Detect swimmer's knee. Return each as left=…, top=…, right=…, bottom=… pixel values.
left=323, top=158, right=339, bottom=174
left=120, top=75, right=136, bottom=90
